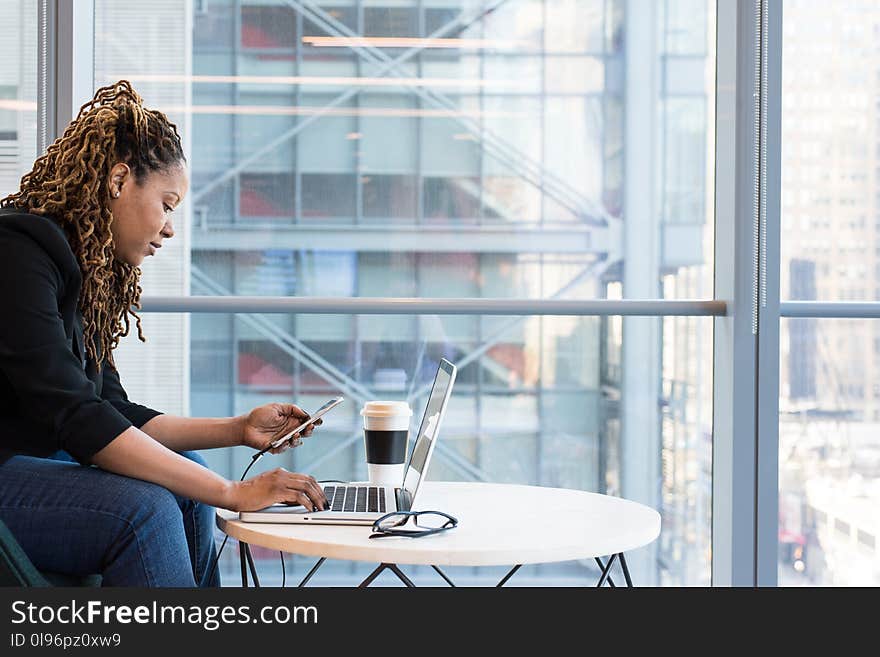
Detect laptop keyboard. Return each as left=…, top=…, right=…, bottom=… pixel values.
left=322, top=485, right=385, bottom=513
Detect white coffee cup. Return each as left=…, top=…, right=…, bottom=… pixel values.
left=361, top=401, right=412, bottom=487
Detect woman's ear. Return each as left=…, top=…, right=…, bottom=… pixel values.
left=107, top=162, right=132, bottom=199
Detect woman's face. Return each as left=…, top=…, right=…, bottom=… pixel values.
left=107, top=161, right=188, bottom=267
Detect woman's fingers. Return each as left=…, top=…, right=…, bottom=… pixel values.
left=300, top=475, right=327, bottom=509
left=283, top=417, right=322, bottom=443
left=284, top=489, right=321, bottom=510
left=283, top=492, right=314, bottom=509
left=284, top=404, right=310, bottom=421
left=281, top=472, right=326, bottom=510
left=298, top=417, right=322, bottom=438
left=235, top=468, right=327, bottom=512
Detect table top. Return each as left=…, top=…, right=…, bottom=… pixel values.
left=216, top=482, right=661, bottom=567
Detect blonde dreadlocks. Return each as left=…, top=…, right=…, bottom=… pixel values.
left=0, top=80, right=185, bottom=369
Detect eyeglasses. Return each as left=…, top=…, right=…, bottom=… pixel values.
left=369, top=510, right=458, bottom=539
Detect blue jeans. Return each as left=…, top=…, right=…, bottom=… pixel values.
left=0, top=450, right=220, bottom=587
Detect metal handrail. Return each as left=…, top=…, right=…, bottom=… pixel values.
left=139, top=296, right=727, bottom=316
left=780, top=302, right=880, bottom=318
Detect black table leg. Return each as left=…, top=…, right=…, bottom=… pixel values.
left=386, top=564, right=416, bottom=587
left=496, top=565, right=523, bottom=587
left=595, top=557, right=617, bottom=587
left=298, top=557, right=326, bottom=587
left=259, top=551, right=634, bottom=588
left=239, top=542, right=248, bottom=588
left=618, top=553, right=634, bottom=587
left=358, top=563, right=386, bottom=587
left=358, top=563, right=416, bottom=587
left=596, top=553, right=633, bottom=587
left=243, top=543, right=261, bottom=587
left=432, top=566, right=456, bottom=587
left=596, top=553, right=618, bottom=587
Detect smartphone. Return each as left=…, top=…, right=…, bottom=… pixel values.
left=268, top=396, right=344, bottom=449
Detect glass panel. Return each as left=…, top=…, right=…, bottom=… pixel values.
left=779, top=1, right=880, bottom=587
left=423, top=175, right=481, bottom=223
left=92, top=0, right=715, bottom=299
left=359, top=93, right=418, bottom=175
left=110, top=312, right=712, bottom=586
left=544, top=57, right=605, bottom=94
left=544, top=0, right=604, bottom=54
left=301, top=172, right=357, bottom=220
left=240, top=172, right=296, bottom=219
left=93, top=0, right=717, bottom=587
left=0, top=0, right=37, bottom=186
left=193, top=0, right=235, bottom=50
left=361, top=174, right=418, bottom=221
left=781, top=1, right=877, bottom=303
left=302, top=5, right=357, bottom=39
left=662, top=98, right=708, bottom=225
left=661, top=0, right=709, bottom=55
left=780, top=319, right=880, bottom=586
left=425, top=7, right=461, bottom=37
left=241, top=1, right=298, bottom=50
left=364, top=5, right=418, bottom=38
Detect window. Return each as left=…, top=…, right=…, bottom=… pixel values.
left=240, top=173, right=296, bottom=219
left=94, top=0, right=716, bottom=586
left=0, top=86, right=20, bottom=141
left=241, top=3, right=297, bottom=50
left=0, top=5, right=37, bottom=188
left=780, top=0, right=880, bottom=586
left=362, top=174, right=418, bottom=221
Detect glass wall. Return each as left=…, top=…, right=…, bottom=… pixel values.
left=780, top=0, right=880, bottom=585
left=780, top=319, right=880, bottom=585
left=91, top=0, right=716, bottom=586
left=0, top=0, right=37, bottom=192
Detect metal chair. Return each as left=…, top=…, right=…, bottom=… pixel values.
left=0, top=518, right=101, bottom=587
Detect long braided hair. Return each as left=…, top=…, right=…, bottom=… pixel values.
left=0, top=80, right=185, bottom=369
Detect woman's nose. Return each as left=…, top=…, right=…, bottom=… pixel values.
left=161, top=220, right=175, bottom=239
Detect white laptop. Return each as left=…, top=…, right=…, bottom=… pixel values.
left=239, top=358, right=457, bottom=525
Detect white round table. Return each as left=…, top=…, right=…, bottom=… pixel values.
left=216, top=482, right=661, bottom=587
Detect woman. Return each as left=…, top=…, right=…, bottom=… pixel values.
left=0, top=80, right=327, bottom=587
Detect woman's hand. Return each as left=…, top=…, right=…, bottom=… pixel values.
left=230, top=467, right=328, bottom=512
left=239, top=402, right=323, bottom=454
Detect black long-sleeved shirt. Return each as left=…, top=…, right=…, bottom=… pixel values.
left=0, top=208, right=162, bottom=465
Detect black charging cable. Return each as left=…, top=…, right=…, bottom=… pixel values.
left=278, top=479, right=345, bottom=587
left=204, top=443, right=346, bottom=587
left=204, top=451, right=264, bottom=586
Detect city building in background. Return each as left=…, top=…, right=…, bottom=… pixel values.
left=779, top=0, right=880, bottom=586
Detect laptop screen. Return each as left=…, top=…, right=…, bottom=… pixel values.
left=401, top=359, right=456, bottom=502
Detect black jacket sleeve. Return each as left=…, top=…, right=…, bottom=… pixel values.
left=0, top=231, right=133, bottom=465
left=100, top=364, right=163, bottom=429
